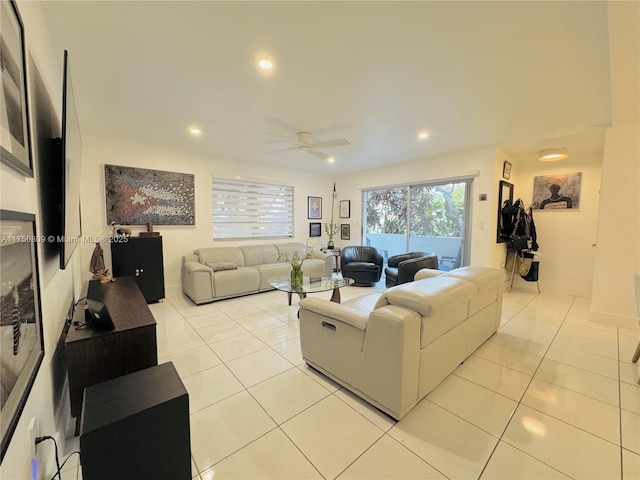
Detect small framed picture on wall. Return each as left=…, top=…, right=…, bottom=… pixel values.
left=340, top=224, right=350, bottom=240
left=308, top=197, right=322, bottom=219
left=309, top=222, right=321, bottom=237
left=502, top=161, right=512, bottom=180
left=339, top=200, right=350, bottom=218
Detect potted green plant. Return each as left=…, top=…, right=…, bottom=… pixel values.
left=278, top=246, right=312, bottom=286
left=324, top=222, right=339, bottom=250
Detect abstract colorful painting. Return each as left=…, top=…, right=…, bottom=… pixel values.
left=105, top=165, right=195, bottom=225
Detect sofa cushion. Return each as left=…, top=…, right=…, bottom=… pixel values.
left=276, top=243, right=308, bottom=261
left=241, top=245, right=279, bottom=267
left=442, top=266, right=503, bottom=316
left=374, top=276, right=476, bottom=317
left=206, top=261, right=238, bottom=272
left=414, top=268, right=443, bottom=281
left=253, top=263, right=289, bottom=290
left=196, top=247, right=245, bottom=267
left=212, top=267, right=260, bottom=298
left=375, top=276, right=477, bottom=348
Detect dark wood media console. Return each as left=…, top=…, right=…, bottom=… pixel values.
left=66, top=277, right=158, bottom=419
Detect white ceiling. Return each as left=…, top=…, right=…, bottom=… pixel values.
left=40, top=1, right=612, bottom=174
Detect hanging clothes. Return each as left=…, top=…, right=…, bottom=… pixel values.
left=523, top=206, right=539, bottom=252
left=499, top=198, right=517, bottom=242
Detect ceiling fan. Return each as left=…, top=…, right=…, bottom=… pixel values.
left=268, top=131, right=351, bottom=161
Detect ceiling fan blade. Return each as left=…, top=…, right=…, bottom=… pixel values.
left=265, top=146, right=297, bottom=154
left=308, top=149, right=332, bottom=161
left=310, top=138, right=351, bottom=149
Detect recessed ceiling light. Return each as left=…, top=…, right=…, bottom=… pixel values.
left=327, top=156, right=336, bottom=163
left=258, top=59, right=273, bottom=70
left=538, top=148, right=568, bottom=161
left=189, top=127, right=202, bottom=136
left=418, top=131, right=430, bottom=140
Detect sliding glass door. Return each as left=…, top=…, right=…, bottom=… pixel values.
left=363, top=180, right=470, bottom=270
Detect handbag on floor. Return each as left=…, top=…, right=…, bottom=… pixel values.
left=522, top=261, right=539, bottom=281
left=505, top=251, right=532, bottom=276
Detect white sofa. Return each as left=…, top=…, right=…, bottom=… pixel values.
left=298, top=266, right=503, bottom=419
left=182, top=242, right=332, bottom=304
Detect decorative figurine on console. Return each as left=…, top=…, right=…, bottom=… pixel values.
left=89, top=242, right=112, bottom=283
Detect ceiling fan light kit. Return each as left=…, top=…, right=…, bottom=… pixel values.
left=538, top=147, right=568, bottom=161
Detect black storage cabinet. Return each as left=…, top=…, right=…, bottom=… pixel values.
left=111, top=236, right=165, bottom=302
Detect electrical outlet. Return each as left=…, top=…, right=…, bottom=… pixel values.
left=28, top=417, right=37, bottom=459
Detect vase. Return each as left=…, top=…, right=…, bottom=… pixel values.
left=290, top=266, right=303, bottom=286
left=327, top=239, right=334, bottom=250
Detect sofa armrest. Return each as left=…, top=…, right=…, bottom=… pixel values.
left=183, top=254, right=199, bottom=264
left=414, top=268, right=443, bottom=281
left=181, top=261, right=215, bottom=304
left=309, top=249, right=333, bottom=276
left=398, top=256, right=439, bottom=284
left=183, top=261, right=212, bottom=273
left=298, top=297, right=370, bottom=330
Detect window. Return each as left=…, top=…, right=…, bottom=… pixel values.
left=212, top=178, right=293, bottom=239
left=363, top=179, right=471, bottom=270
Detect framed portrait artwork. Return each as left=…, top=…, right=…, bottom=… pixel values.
left=308, top=196, right=322, bottom=219
left=532, top=172, right=582, bottom=210
left=0, top=0, right=33, bottom=177
left=340, top=224, right=350, bottom=240
left=309, top=222, right=321, bottom=237
left=0, top=210, right=44, bottom=460
left=339, top=200, right=350, bottom=218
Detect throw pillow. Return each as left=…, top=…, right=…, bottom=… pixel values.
left=206, top=261, right=238, bottom=272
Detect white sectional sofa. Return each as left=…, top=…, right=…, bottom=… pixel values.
left=182, top=242, right=332, bottom=304
left=298, top=266, right=503, bottom=420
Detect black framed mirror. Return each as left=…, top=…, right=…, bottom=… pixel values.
left=497, top=180, right=514, bottom=243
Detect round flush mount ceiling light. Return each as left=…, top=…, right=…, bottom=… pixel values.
left=538, top=147, right=568, bottom=161
left=189, top=127, right=202, bottom=136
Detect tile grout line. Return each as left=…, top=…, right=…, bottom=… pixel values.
left=477, top=293, right=576, bottom=479
left=616, top=325, right=624, bottom=480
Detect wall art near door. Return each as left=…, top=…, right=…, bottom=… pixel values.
left=341, top=224, right=350, bottom=240
left=0, top=210, right=44, bottom=460
left=0, top=0, right=33, bottom=177
left=531, top=172, right=581, bottom=210
left=105, top=165, right=195, bottom=225
left=339, top=200, right=350, bottom=218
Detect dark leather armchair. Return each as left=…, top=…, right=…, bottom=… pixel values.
left=384, top=252, right=438, bottom=287
left=340, top=246, right=384, bottom=286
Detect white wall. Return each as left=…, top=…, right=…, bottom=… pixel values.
left=589, top=1, right=640, bottom=327
left=78, top=136, right=335, bottom=288
left=509, top=144, right=603, bottom=297
left=1, top=2, right=76, bottom=479
left=591, top=124, right=639, bottom=326
left=333, top=146, right=500, bottom=268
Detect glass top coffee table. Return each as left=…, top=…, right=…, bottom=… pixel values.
left=268, top=276, right=355, bottom=306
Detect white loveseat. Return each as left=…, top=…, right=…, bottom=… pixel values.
left=182, top=243, right=332, bottom=304
left=298, top=266, right=503, bottom=419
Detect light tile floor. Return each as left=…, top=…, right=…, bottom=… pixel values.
left=61, top=283, right=640, bottom=480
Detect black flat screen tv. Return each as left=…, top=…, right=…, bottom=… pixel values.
left=57, top=49, right=82, bottom=269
